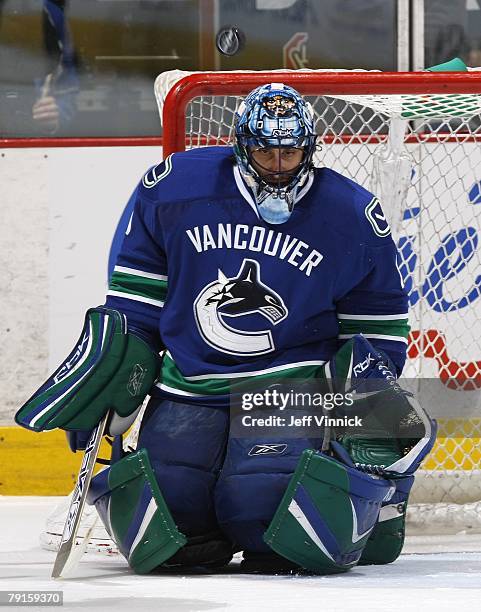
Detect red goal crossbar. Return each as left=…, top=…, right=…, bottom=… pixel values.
left=162, top=71, right=481, bottom=156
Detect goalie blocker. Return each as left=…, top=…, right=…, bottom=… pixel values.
left=15, top=307, right=161, bottom=432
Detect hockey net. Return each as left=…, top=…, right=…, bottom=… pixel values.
left=41, top=69, right=481, bottom=554
left=154, top=69, right=481, bottom=536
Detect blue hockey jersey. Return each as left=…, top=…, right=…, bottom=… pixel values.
left=105, top=146, right=409, bottom=405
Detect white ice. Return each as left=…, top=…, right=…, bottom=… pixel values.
left=1, top=497, right=481, bottom=612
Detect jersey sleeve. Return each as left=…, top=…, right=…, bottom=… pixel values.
left=105, top=177, right=167, bottom=351
left=335, top=197, right=410, bottom=375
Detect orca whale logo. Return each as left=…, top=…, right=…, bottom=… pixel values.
left=194, top=259, right=288, bottom=356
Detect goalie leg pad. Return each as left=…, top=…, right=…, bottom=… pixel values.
left=15, top=307, right=160, bottom=432
left=263, top=449, right=394, bottom=574
left=318, top=335, right=436, bottom=566
left=87, top=448, right=187, bottom=574
left=359, top=474, right=414, bottom=565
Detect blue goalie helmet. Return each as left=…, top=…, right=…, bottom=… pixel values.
left=234, top=82, right=317, bottom=224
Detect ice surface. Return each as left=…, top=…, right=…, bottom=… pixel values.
left=1, top=497, right=481, bottom=611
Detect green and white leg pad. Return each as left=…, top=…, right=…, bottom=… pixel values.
left=87, top=449, right=186, bottom=574
left=264, top=449, right=395, bottom=573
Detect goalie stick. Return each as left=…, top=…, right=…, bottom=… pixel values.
left=52, top=411, right=110, bottom=578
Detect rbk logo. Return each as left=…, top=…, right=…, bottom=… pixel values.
left=248, top=443, right=288, bottom=456
left=53, top=332, right=89, bottom=384
left=272, top=128, right=293, bottom=137
left=352, top=353, right=375, bottom=376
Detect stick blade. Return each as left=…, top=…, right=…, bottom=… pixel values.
left=52, top=515, right=99, bottom=578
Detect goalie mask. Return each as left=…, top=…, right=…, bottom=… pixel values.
left=234, top=83, right=317, bottom=224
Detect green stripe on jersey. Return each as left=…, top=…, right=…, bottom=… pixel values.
left=160, top=353, right=326, bottom=396
left=109, top=271, right=167, bottom=303
left=338, top=317, right=410, bottom=339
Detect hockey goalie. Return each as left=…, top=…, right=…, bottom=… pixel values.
left=16, top=82, right=436, bottom=574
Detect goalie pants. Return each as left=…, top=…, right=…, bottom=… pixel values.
left=137, top=397, right=324, bottom=553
